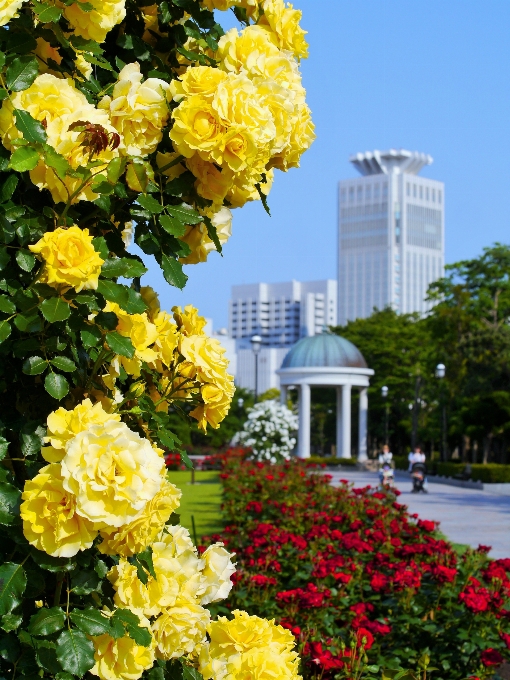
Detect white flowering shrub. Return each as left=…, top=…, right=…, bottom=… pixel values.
left=236, top=400, right=298, bottom=463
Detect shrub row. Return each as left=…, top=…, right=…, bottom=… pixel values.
left=205, top=459, right=510, bottom=680
left=393, top=458, right=510, bottom=483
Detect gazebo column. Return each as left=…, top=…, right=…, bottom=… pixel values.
left=280, top=385, right=288, bottom=406
left=297, top=383, right=311, bottom=459
left=339, top=384, right=351, bottom=458
left=358, top=387, right=368, bottom=462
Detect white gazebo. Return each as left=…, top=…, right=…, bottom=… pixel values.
left=277, top=333, right=374, bottom=460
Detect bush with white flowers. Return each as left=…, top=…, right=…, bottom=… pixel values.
left=236, top=400, right=298, bottom=463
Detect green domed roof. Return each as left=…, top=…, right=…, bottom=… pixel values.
left=281, top=333, right=367, bottom=369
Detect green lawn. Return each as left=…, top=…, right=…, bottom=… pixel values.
left=167, top=470, right=224, bottom=541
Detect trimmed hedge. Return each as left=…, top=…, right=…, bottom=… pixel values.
left=306, top=456, right=358, bottom=467
left=394, top=457, right=510, bottom=483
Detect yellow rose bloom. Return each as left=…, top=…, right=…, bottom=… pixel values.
left=190, top=385, right=233, bottom=431
left=270, top=101, right=315, bottom=171
left=152, top=597, right=210, bottom=660
left=226, top=167, right=274, bottom=209
left=34, top=37, right=62, bottom=75
left=75, top=54, right=93, bottom=80
left=200, top=0, right=236, bottom=9
left=180, top=207, right=232, bottom=265
left=152, top=311, right=180, bottom=368
left=170, top=94, right=226, bottom=161
left=169, top=65, right=227, bottom=102
left=172, top=305, right=207, bottom=336
left=105, top=301, right=159, bottom=368
left=179, top=335, right=231, bottom=385
left=199, top=543, right=236, bottom=605
left=20, top=463, right=97, bottom=557
left=99, top=63, right=171, bottom=157
left=61, top=420, right=165, bottom=527
left=140, top=286, right=161, bottom=319
left=43, top=399, right=120, bottom=463
left=185, top=155, right=234, bottom=206
left=258, top=0, right=309, bottom=60
left=91, top=624, right=155, bottom=680
left=0, top=74, right=120, bottom=203
left=99, top=478, right=181, bottom=557
left=0, top=0, right=27, bottom=25
left=29, top=226, right=104, bottom=293
left=216, top=26, right=280, bottom=78
left=63, top=0, right=126, bottom=44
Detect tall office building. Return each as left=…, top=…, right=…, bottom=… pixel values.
left=338, top=149, right=445, bottom=325
left=229, top=280, right=337, bottom=392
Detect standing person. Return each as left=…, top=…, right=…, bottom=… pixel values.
left=378, top=444, right=394, bottom=488
left=408, top=445, right=428, bottom=493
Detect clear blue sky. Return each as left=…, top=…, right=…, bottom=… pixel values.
left=139, top=0, right=510, bottom=328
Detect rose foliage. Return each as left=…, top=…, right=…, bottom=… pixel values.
left=205, top=457, right=510, bottom=680
left=0, top=0, right=313, bottom=677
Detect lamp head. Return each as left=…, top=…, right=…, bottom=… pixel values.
left=381, top=385, right=388, bottom=398
left=237, top=397, right=244, bottom=409
left=436, top=363, right=446, bottom=379
left=250, top=334, right=262, bottom=354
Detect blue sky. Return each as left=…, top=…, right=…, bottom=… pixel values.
left=139, top=0, right=510, bottom=328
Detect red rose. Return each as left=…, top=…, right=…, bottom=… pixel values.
left=356, top=627, right=374, bottom=650
left=480, top=648, right=504, bottom=667
left=418, top=519, right=436, bottom=532
left=500, top=632, right=510, bottom=650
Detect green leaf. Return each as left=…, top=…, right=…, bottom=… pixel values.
left=0, top=631, right=21, bottom=662
left=31, top=1, right=62, bottom=22
left=106, top=331, right=135, bottom=358
left=44, top=373, right=69, bottom=401
left=101, top=257, right=147, bottom=279
left=0, top=563, right=26, bottom=616
left=0, top=248, right=10, bottom=271
left=28, top=608, right=65, bottom=636
left=0, top=320, right=11, bottom=343
left=136, top=547, right=156, bottom=579
left=6, top=56, right=39, bottom=92
left=14, top=109, right=47, bottom=143
left=50, top=356, right=76, bottom=372
left=110, top=609, right=152, bottom=647
left=69, top=609, right=110, bottom=636
left=97, top=280, right=147, bottom=314
left=81, top=326, right=102, bottom=348
left=0, top=296, right=15, bottom=315
left=40, top=297, right=71, bottom=322
left=161, top=254, right=188, bottom=290
left=22, top=356, right=47, bottom=375
left=180, top=450, right=193, bottom=470
left=202, top=215, right=222, bottom=255
left=43, top=146, right=70, bottom=180
left=137, top=194, right=164, bottom=214
left=9, top=146, right=39, bottom=172
left=159, top=214, right=187, bottom=237
left=0, top=482, right=20, bottom=526
left=92, top=236, right=109, bottom=260
left=0, top=175, right=18, bottom=202
left=167, top=204, right=202, bottom=225
left=106, top=157, right=126, bottom=183
left=15, top=249, right=36, bottom=272
left=182, top=665, right=204, bottom=680
left=56, top=629, right=95, bottom=678
left=1, top=613, right=22, bottom=632
left=0, top=437, right=9, bottom=462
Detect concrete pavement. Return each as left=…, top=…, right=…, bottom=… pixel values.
left=324, top=469, right=510, bottom=559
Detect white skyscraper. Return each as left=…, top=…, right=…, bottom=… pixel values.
left=338, top=149, right=445, bottom=325
left=229, top=280, right=337, bottom=392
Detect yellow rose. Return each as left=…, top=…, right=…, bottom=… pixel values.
left=99, top=63, right=171, bottom=157
left=29, top=226, right=104, bottom=293
left=170, top=94, right=226, bottom=161
left=91, top=624, right=155, bottom=680
left=185, top=155, right=234, bottom=206
left=258, top=0, right=309, bottom=60
left=180, top=207, right=232, bottom=265
left=199, top=543, right=236, bottom=605
left=200, top=0, right=236, bottom=9
left=226, top=167, right=274, bottom=209
left=153, top=311, right=180, bottom=368
left=216, top=26, right=280, bottom=77
left=179, top=335, right=231, bottom=385
left=190, top=386, right=233, bottom=431
left=75, top=54, right=93, bottom=80
left=172, top=305, right=207, bottom=336
left=43, top=399, right=120, bottom=463
left=140, top=286, right=161, bottom=319
left=99, top=478, right=181, bottom=557
left=0, top=75, right=120, bottom=203
left=0, top=0, right=27, bottom=25
left=34, top=38, right=62, bottom=75
left=169, top=65, right=227, bottom=102
left=63, top=0, right=126, bottom=43
left=106, top=301, right=159, bottom=366
left=152, top=597, right=210, bottom=660
left=270, top=101, right=315, bottom=171
left=20, top=463, right=97, bottom=557
left=61, top=420, right=165, bottom=527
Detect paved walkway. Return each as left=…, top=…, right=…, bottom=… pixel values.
left=325, top=469, right=510, bottom=559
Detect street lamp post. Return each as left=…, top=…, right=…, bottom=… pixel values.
left=250, top=335, right=262, bottom=401
left=436, top=363, right=447, bottom=462
left=381, top=385, right=389, bottom=445
left=237, top=397, right=244, bottom=412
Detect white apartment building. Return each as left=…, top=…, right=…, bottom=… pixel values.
left=338, top=149, right=445, bottom=325
left=229, top=280, right=337, bottom=392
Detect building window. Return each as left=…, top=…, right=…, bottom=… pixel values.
left=406, top=182, right=410, bottom=197
left=357, top=185, right=363, bottom=202
left=426, top=187, right=429, bottom=201
left=419, top=186, right=423, bottom=200
left=413, top=184, right=417, bottom=198
left=438, top=190, right=442, bottom=204
left=349, top=187, right=355, bottom=203
left=432, top=188, right=436, bottom=202
left=374, top=184, right=380, bottom=199
left=382, top=183, right=388, bottom=198
left=365, top=185, right=371, bottom=201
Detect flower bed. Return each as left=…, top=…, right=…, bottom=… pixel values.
left=204, top=459, right=510, bottom=680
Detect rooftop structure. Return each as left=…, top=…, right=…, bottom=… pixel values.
left=350, top=149, right=433, bottom=177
